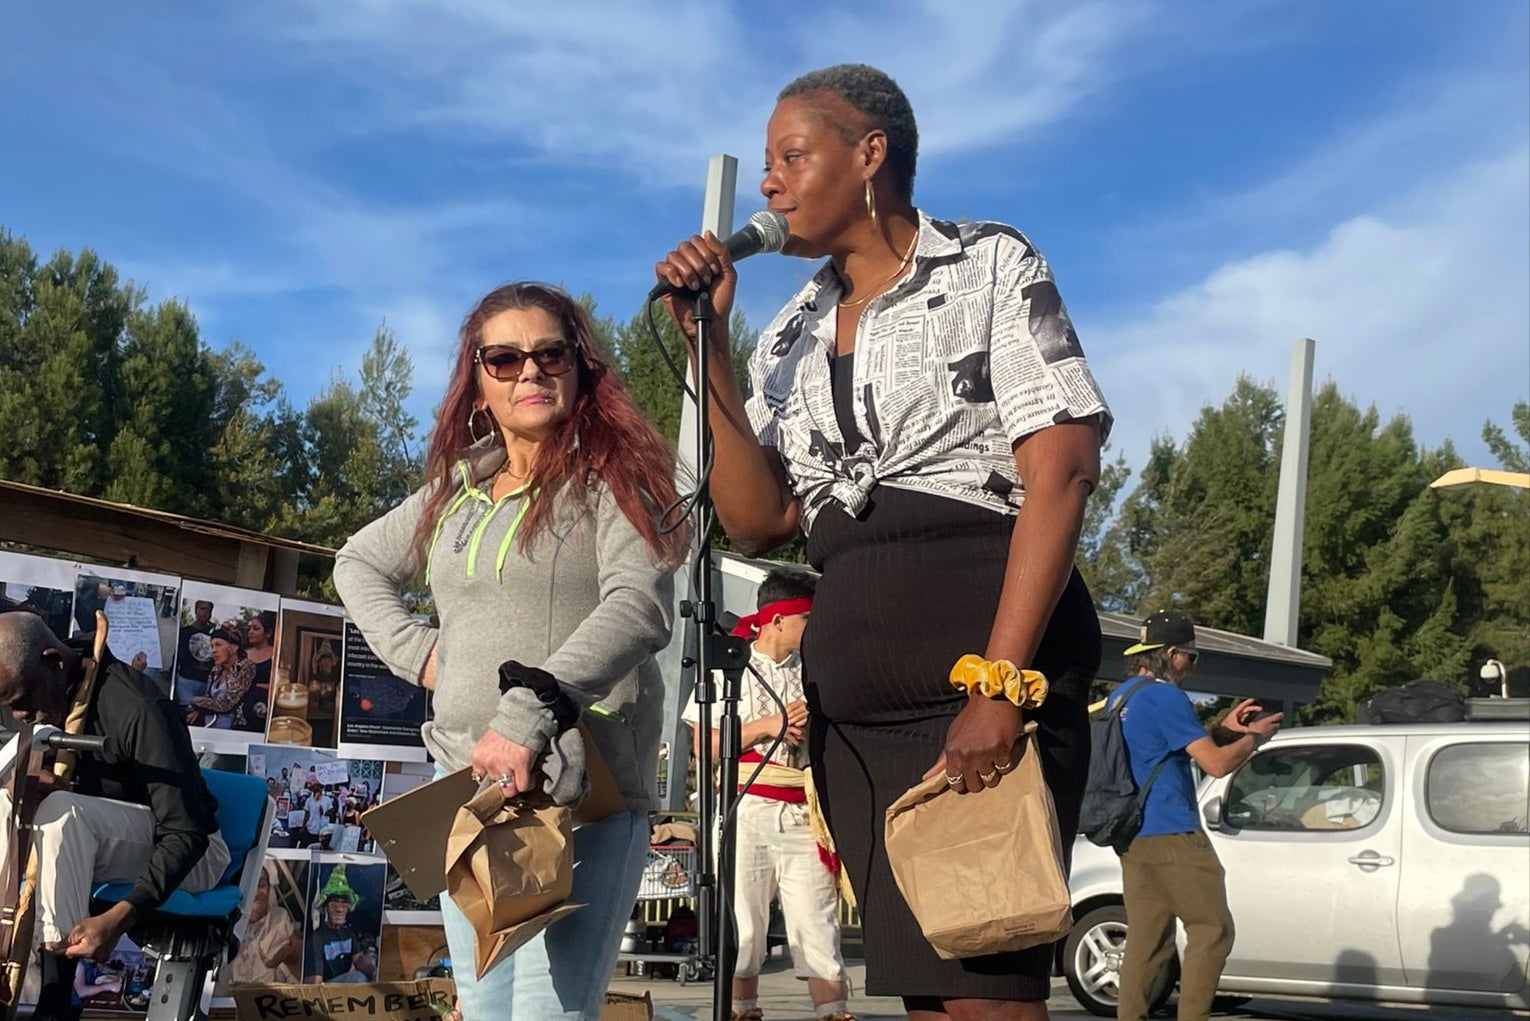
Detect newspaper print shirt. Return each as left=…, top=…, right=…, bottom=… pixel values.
left=745, top=211, right=1113, bottom=531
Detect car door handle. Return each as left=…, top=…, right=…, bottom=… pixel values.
left=1347, top=851, right=1396, bottom=870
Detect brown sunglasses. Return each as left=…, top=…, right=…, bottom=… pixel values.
left=474, top=343, right=577, bottom=380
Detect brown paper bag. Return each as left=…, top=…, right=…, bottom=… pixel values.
left=363, top=722, right=624, bottom=903
left=444, top=784, right=583, bottom=978
left=883, top=722, right=1070, bottom=960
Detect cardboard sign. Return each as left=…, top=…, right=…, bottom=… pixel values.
left=315, top=760, right=350, bottom=786
left=231, top=981, right=651, bottom=1020
left=232, top=979, right=454, bottom=1021
left=602, top=991, right=654, bottom=1020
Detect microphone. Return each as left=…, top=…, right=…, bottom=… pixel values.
left=649, top=210, right=789, bottom=300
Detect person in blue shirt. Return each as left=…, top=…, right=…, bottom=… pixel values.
left=1110, top=610, right=1282, bottom=1021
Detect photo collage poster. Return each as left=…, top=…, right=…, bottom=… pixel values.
left=337, top=619, right=431, bottom=761
left=269, top=598, right=345, bottom=749
left=71, top=564, right=181, bottom=696
left=172, top=580, right=283, bottom=754
left=0, top=550, right=76, bottom=641
left=0, top=549, right=454, bottom=1002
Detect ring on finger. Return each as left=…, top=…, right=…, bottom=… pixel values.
left=496, top=773, right=515, bottom=788
left=979, top=769, right=999, bottom=784
left=945, top=773, right=963, bottom=787
left=471, top=772, right=486, bottom=783
left=995, top=759, right=1015, bottom=774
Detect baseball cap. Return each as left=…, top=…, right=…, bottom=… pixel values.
left=1122, top=609, right=1196, bottom=656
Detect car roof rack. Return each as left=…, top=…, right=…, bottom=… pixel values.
left=1466, top=697, right=1530, bottom=722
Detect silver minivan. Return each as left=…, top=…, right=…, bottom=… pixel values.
left=1064, top=719, right=1530, bottom=1016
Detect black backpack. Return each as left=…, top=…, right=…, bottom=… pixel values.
left=1361, top=678, right=1467, bottom=724
left=1080, top=677, right=1172, bottom=852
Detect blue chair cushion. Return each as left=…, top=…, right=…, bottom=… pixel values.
left=92, top=769, right=270, bottom=921
left=92, top=883, right=243, bottom=920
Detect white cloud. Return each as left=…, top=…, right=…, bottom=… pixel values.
left=1089, top=144, right=1530, bottom=472
left=1105, top=62, right=1530, bottom=273
left=266, top=0, right=1171, bottom=187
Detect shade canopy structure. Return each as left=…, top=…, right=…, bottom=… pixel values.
left=0, top=479, right=333, bottom=594
left=1429, top=467, right=1530, bottom=490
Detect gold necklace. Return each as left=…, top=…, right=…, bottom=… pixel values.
left=837, top=231, right=919, bottom=309
left=493, top=460, right=529, bottom=489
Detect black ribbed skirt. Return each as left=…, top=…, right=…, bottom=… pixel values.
left=801, top=486, right=1099, bottom=1002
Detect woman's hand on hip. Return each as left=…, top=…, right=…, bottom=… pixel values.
left=655, top=232, right=736, bottom=346
left=922, top=697, right=1022, bottom=795
left=469, top=729, right=539, bottom=800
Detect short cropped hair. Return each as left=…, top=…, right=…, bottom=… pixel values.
left=779, top=63, right=919, bottom=202
left=756, top=569, right=818, bottom=609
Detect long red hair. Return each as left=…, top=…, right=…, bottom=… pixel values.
left=412, top=282, right=687, bottom=568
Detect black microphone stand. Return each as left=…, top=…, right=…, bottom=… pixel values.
left=676, top=287, right=752, bottom=1021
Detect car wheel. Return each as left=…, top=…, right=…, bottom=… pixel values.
left=1063, top=904, right=1175, bottom=1017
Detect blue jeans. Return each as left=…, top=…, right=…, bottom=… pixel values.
left=440, top=802, right=650, bottom=1020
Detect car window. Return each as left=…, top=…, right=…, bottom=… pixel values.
left=1224, top=744, right=1385, bottom=831
left=1426, top=742, right=1530, bottom=835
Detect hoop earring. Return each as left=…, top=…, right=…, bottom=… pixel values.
left=864, top=180, right=878, bottom=230
left=468, top=407, right=494, bottom=445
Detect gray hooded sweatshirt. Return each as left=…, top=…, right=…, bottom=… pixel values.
left=332, top=440, right=676, bottom=812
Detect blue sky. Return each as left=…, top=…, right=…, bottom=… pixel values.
left=3, top=1, right=1527, bottom=481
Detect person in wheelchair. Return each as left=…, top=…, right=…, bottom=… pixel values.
left=0, top=613, right=228, bottom=1021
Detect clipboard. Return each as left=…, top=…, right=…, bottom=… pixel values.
left=362, top=723, right=627, bottom=902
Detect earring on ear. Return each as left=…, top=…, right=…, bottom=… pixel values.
left=864, top=180, right=878, bottom=231
left=468, top=407, right=494, bottom=445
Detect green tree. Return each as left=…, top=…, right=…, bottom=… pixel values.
left=1131, top=376, right=1284, bottom=635
left=104, top=299, right=218, bottom=512
left=1075, top=446, right=1131, bottom=608
left=614, top=302, right=752, bottom=444
left=1086, top=379, right=1522, bottom=722
left=0, top=238, right=133, bottom=493
left=357, top=324, right=421, bottom=509
left=204, top=342, right=295, bottom=534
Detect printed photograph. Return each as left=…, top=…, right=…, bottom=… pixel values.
left=71, top=937, right=152, bottom=1013
left=302, top=860, right=385, bottom=985
left=270, top=600, right=345, bottom=749
left=0, top=550, right=76, bottom=640
left=247, top=744, right=383, bottom=855
left=216, top=857, right=307, bottom=992
left=72, top=566, right=181, bottom=694
left=173, top=581, right=282, bottom=743
left=337, top=620, right=429, bottom=758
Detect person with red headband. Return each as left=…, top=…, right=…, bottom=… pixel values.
left=683, top=570, right=854, bottom=1021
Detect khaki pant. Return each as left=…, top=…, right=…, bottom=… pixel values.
left=1118, top=831, right=1234, bottom=1021
left=0, top=788, right=230, bottom=946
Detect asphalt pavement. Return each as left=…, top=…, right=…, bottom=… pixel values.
left=608, top=959, right=1526, bottom=1021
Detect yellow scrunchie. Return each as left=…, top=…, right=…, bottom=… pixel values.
left=949, top=654, right=1049, bottom=709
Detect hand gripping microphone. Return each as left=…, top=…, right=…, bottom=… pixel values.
left=649, top=210, right=789, bottom=301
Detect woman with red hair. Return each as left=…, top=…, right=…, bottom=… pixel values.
left=334, top=282, right=685, bottom=1019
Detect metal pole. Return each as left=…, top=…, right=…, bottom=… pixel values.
left=663, top=156, right=738, bottom=814
left=1264, top=338, right=1315, bottom=647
